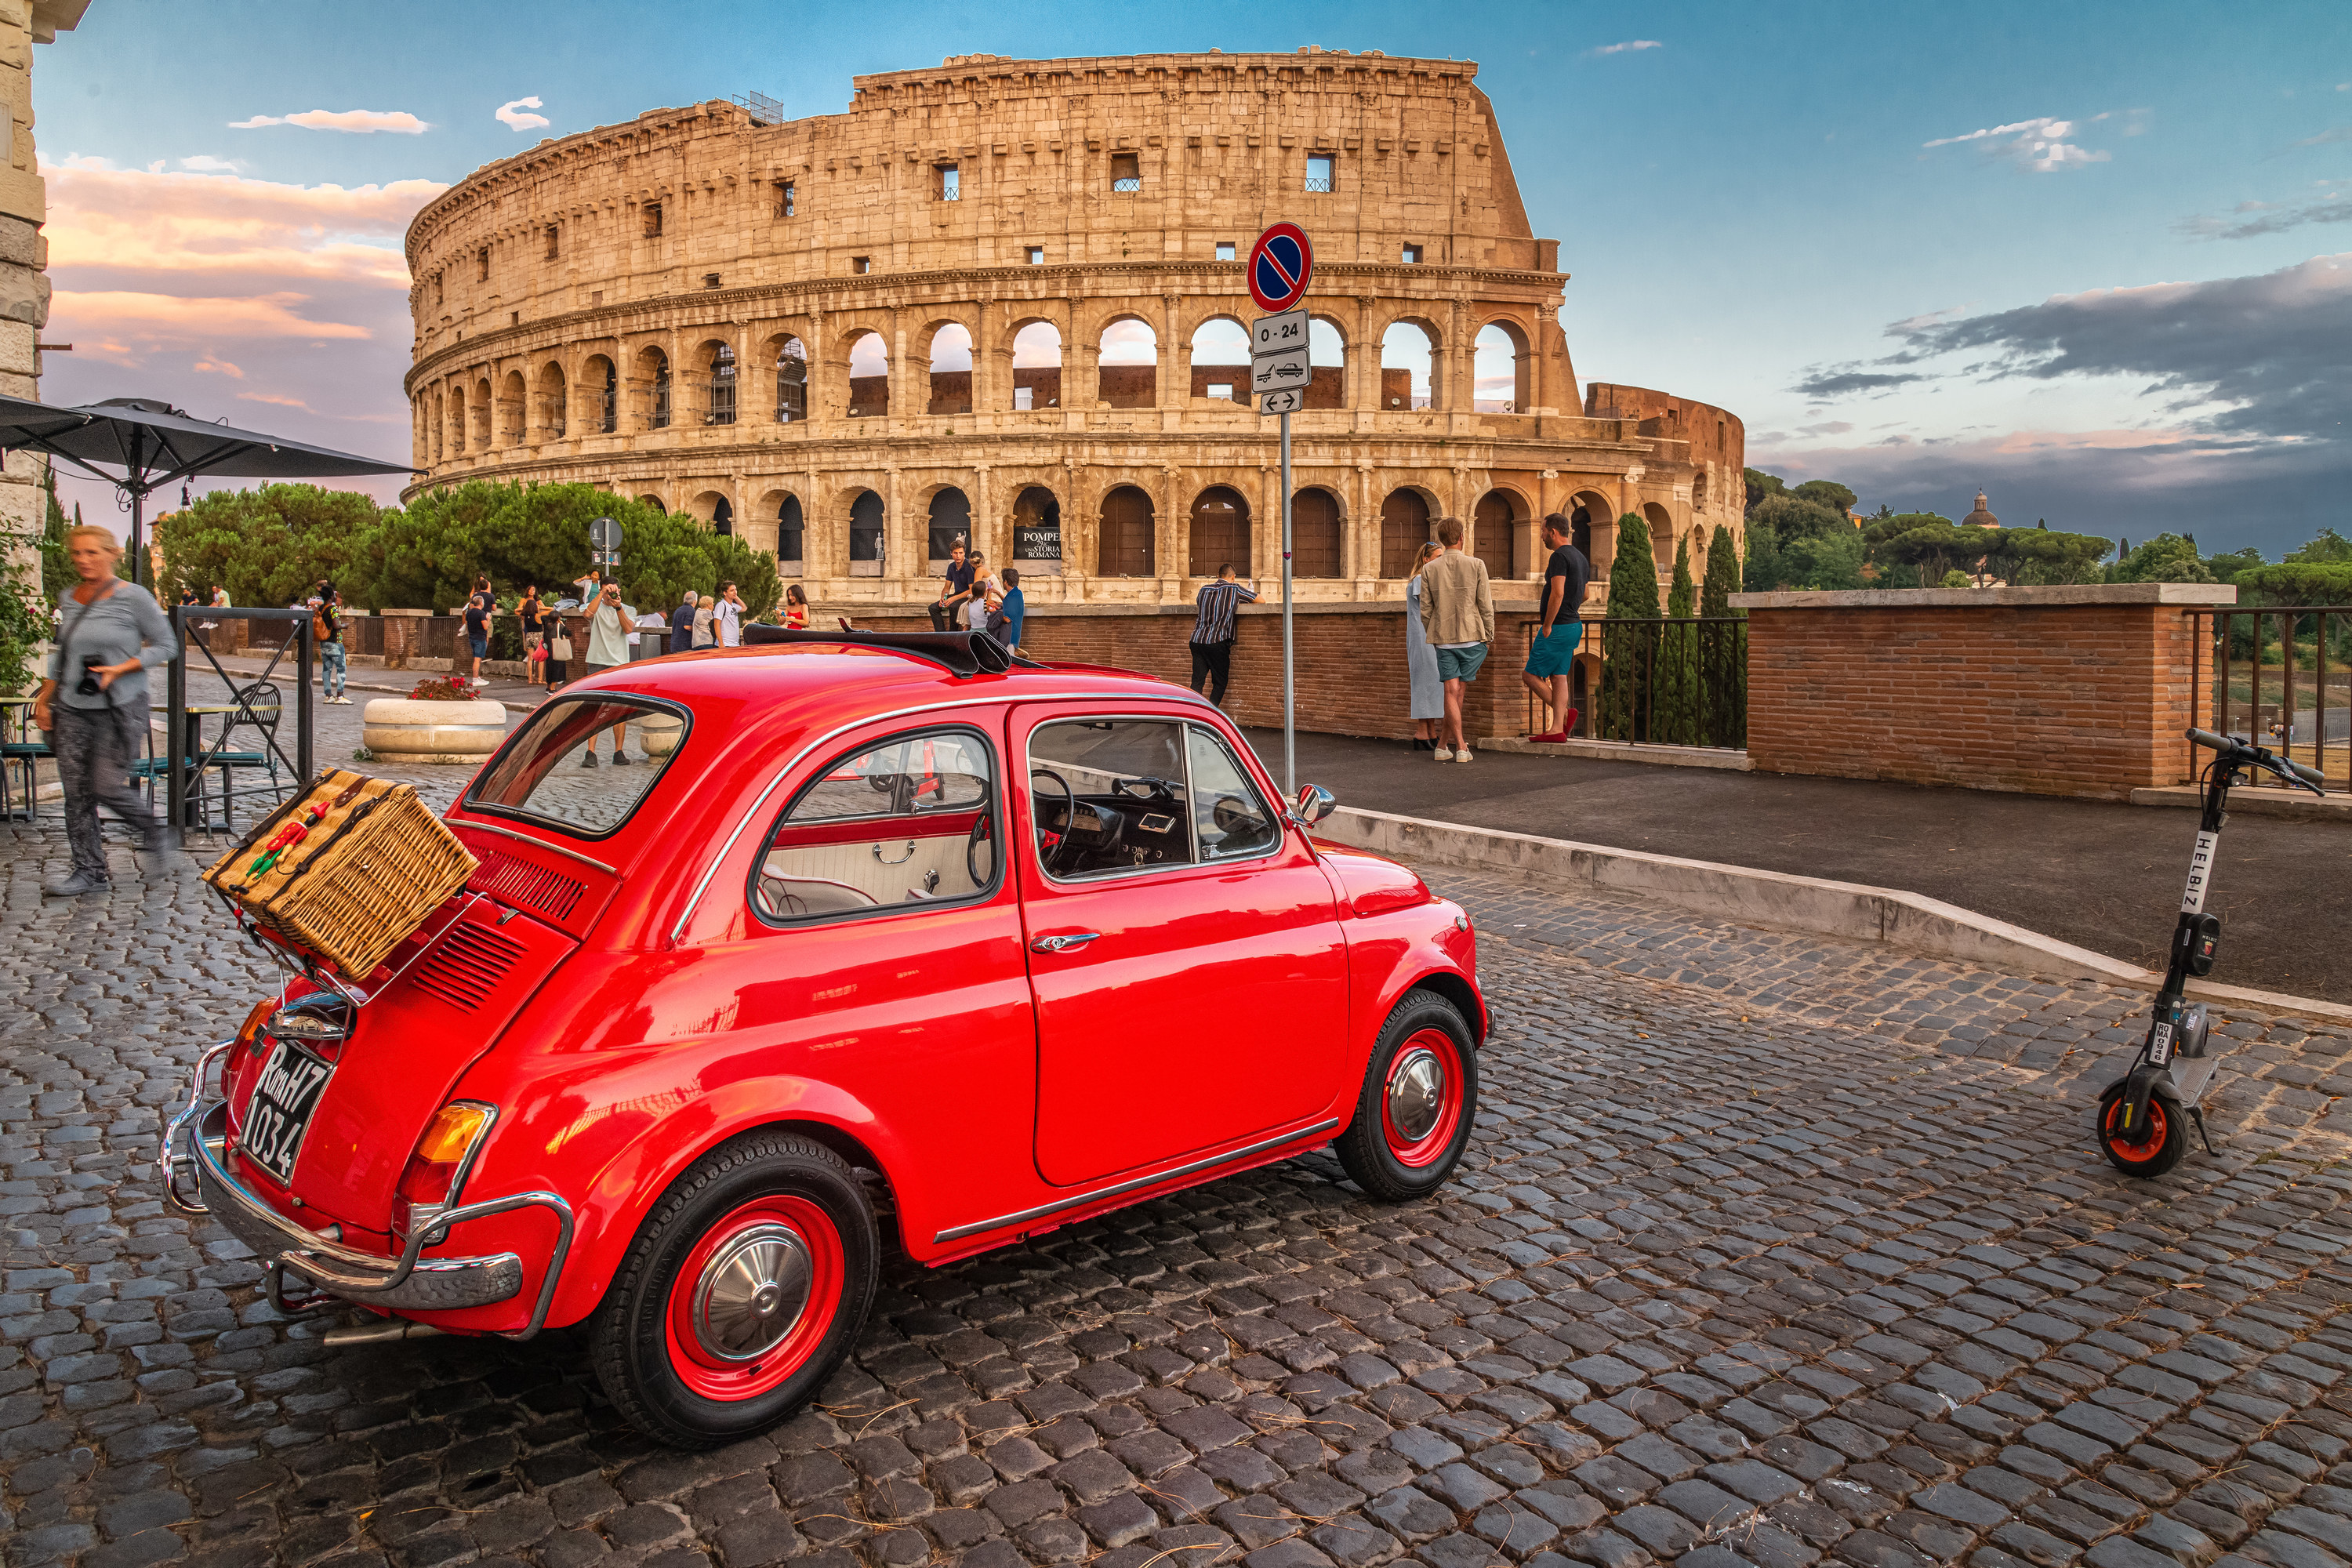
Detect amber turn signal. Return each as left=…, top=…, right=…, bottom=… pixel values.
left=396, top=1102, right=495, bottom=1210
left=230, top=997, right=280, bottom=1069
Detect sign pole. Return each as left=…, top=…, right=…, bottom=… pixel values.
left=1281, top=408, right=1295, bottom=796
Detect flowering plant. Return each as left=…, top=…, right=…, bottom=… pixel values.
left=407, top=675, right=481, bottom=702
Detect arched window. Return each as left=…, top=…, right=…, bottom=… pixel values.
left=848, top=332, right=888, bottom=418
left=710, top=496, right=734, bottom=536
left=774, top=337, right=808, bottom=423
left=705, top=343, right=736, bottom=426
left=1380, top=321, right=1436, bottom=410
left=1292, top=488, right=1343, bottom=579
left=1189, top=487, right=1250, bottom=578
left=1568, top=493, right=1607, bottom=563
left=779, top=495, right=804, bottom=568
left=1011, top=486, right=1061, bottom=575
left=499, top=370, right=524, bottom=445
left=1098, top=318, right=1157, bottom=409
left=1474, top=490, right=1523, bottom=581
left=535, top=363, right=566, bottom=440
left=633, top=347, right=670, bottom=430
left=448, top=386, right=465, bottom=454
left=1012, top=321, right=1062, bottom=411
left=1306, top=318, right=1346, bottom=410
left=928, top=488, right=972, bottom=564
left=1098, top=485, right=1155, bottom=576
left=1380, top=490, right=1431, bottom=579
left=1189, top=318, right=1248, bottom=402
left=1474, top=324, right=1526, bottom=413
left=928, top=324, right=972, bottom=415
left=849, top=490, right=884, bottom=575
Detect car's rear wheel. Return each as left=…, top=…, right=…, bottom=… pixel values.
left=1334, top=991, right=1478, bottom=1201
left=590, top=1132, right=877, bottom=1447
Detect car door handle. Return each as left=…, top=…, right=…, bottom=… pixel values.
left=1030, top=932, right=1101, bottom=953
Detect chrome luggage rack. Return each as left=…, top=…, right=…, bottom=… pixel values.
left=216, top=885, right=489, bottom=1013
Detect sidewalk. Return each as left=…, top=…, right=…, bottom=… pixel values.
left=1242, top=726, right=2352, bottom=1001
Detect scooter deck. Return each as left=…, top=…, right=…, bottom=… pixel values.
left=2171, top=1056, right=2220, bottom=1109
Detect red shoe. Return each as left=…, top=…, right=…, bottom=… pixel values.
left=1529, top=731, right=1570, bottom=745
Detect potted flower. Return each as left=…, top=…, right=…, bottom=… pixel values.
left=361, top=675, right=510, bottom=764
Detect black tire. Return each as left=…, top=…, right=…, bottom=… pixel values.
left=590, top=1131, right=877, bottom=1448
left=2097, top=1078, right=2188, bottom=1178
left=1335, top=992, right=1479, bottom=1201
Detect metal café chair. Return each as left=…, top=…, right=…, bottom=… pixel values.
left=206, top=680, right=289, bottom=829
left=1, top=702, right=51, bottom=822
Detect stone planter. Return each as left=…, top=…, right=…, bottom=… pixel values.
left=636, top=713, right=684, bottom=758
left=362, top=699, right=509, bottom=765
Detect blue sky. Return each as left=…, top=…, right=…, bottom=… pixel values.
left=32, top=0, right=2352, bottom=556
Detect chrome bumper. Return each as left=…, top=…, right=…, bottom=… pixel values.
left=161, top=1048, right=574, bottom=1336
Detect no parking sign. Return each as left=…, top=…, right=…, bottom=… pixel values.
left=1247, top=223, right=1313, bottom=313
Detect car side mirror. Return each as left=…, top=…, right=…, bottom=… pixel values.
left=1294, top=783, right=1337, bottom=826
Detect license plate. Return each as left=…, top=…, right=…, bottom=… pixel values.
left=241, top=1038, right=334, bottom=1186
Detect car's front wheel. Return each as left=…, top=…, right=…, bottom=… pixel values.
left=590, top=1131, right=877, bottom=1448
left=1335, top=991, right=1478, bottom=1201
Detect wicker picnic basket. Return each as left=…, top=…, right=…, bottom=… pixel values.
left=202, top=769, right=478, bottom=977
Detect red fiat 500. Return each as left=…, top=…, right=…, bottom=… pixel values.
left=165, top=630, right=1486, bottom=1447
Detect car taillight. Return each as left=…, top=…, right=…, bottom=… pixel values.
left=394, top=1102, right=496, bottom=1243
left=230, top=997, right=279, bottom=1073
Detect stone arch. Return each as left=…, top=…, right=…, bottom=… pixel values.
left=472, top=377, right=492, bottom=449
left=691, top=338, right=737, bottom=426
left=430, top=390, right=445, bottom=460
left=1292, top=486, right=1345, bottom=579
left=1188, top=316, right=1250, bottom=404
left=925, top=321, right=974, bottom=415
left=1009, top=319, right=1062, bottom=412
left=580, top=354, right=618, bottom=434
left=764, top=490, right=804, bottom=574
left=844, top=328, right=889, bottom=419
left=763, top=332, right=808, bottom=423
left=534, top=361, right=567, bottom=440
left=1098, top=484, right=1156, bottom=577
left=1473, top=487, right=1530, bottom=581
left=1474, top=321, right=1529, bottom=414
left=1096, top=314, right=1157, bottom=409
left=630, top=344, right=670, bottom=430
left=1567, top=489, right=1612, bottom=564
left=1010, top=484, right=1062, bottom=577
left=1379, top=317, right=1441, bottom=411
left=1379, top=487, right=1436, bottom=579
left=685, top=488, right=735, bottom=533
left=1189, top=485, right=1251, bottom=579
left=1642, top=501, right=1676, bottom=567
left=848, top=487, right=885, bottom=576
left=1306, top=314, right=1348, bottom=410
left=638, top=493, right=667, bottom=514
left=447, top=383, right=466, bottom=454
left=924, top=485, right=974, bottom=564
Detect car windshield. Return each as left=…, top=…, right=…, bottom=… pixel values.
left=466, top=696, right=687, bottom=837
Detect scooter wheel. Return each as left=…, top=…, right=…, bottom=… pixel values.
left=2096, top=1078, right=2187, bottom=1178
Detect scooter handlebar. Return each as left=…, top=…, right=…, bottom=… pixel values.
left=2184, top=727, right=2328, bottom=793
left=2283, top=755, right=2327, bottom=788
left=2187, top=728, right=2237, bottom=753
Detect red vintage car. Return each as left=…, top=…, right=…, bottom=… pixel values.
left=165, top=630, right=1486, bottom=1447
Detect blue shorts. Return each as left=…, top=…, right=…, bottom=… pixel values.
left=1526, top=621, right=1581, bottom=678
left=1435, top=644, right=1487, bottom=683
left=468, top=634, right=490, bottom=659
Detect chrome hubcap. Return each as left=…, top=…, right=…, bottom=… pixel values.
left=1388, top=1047, right=1446, bottom=1143
left=694, top=1223, right=813, bottom=1362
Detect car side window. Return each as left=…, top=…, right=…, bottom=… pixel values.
left=753, top=728, right=996, bottom=923
left=1029, top=719, right=1194, bottom=880
left=1187, top=726, right=1280, bottom=862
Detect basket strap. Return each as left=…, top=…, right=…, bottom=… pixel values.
left=266, top=784, right=405, bottom=895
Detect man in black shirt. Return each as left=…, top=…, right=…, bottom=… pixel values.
left=1522, top=514, right=1590, bottom=742
left=463, top=575, right=494, bottom=683
left=931, top=540, right=975, bottom=632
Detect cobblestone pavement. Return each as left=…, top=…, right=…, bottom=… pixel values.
left=5, top=827, right=2352, bottom=1568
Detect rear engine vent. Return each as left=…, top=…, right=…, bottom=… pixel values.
left=477, top=852, right=586, bottom=922
left=413, top=922, right=528, bottom=1012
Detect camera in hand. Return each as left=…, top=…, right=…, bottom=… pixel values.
left=74, top=654, right=105, bottom=697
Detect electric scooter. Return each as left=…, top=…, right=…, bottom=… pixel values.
left=2099, top=728, right=2328, bottom=1177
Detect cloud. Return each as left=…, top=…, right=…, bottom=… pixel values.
left=495, top=96, right=550, bottom=132
left=177, top=155, right=248, bottom=173
left=2294, top=125, right=2352, bottom=147
left=191, top=355, right=243, bottom=378
left=237, top=390, right=313, bottom=410
left=1923, top=114, right=2112, bottom=172
left=1588, top=40, right=1662, bottom=56
left=2178, top=190, right=2352, bottom=240
left=1791, top=368, right=1929, bottom=397
left=44, top=158, right=445, bottom=284
left=47, top=289, right=372, bottom=341
left=229, top=109, right=428, bottom=134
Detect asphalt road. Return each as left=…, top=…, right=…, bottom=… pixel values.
left=1242, top=729, right=2352, bottom=1004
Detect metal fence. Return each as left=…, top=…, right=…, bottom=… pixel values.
left=1523, top=615, right=1748, bottom=750
left=2189, top=605, right=2352, bottom=789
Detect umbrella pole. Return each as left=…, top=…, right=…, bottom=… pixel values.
left=128, top=487, right=143, bottom=591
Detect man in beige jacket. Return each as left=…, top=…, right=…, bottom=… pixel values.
left=1415, top=516, right=1494, bottom=762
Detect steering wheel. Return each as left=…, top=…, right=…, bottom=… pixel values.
left=1029, top=765, right=1080, bottom=873
left=1114, top=775, right=1181, bottom=801
left=965, top=786, right=995, bottom=888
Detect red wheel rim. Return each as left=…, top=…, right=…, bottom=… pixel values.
left=2103, top=1095, right=2169, bottom=1163
left=1382, top=1029, right=1465, bottom=1168
left=663, top=1194, right=844, bottom=1402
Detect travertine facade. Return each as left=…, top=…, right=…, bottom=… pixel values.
left=402, top=48, right=1743, bottom=609
left=0, top=0, right=85, bottom=575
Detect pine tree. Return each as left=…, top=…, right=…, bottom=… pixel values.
left=1700, top=523, right=1745, bottom=746
left=1601, top=513, right=1661, bottom=742
left=38, top=465, right=70, bottom=602
left=1654, top=532, right=1699, bottom=744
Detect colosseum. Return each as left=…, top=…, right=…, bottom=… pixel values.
left=402, top=46, right=1743, bottom=629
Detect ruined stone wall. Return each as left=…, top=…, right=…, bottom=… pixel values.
left=403, top=47, right=1739, bottom=613
left=0, top=0, right=83, bottom=601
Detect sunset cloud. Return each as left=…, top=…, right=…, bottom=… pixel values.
left=44, top=158, right=445, bottom=285
left=47, top=290, right=372, bottom=341
left=230, top=108, right=429, bottom=134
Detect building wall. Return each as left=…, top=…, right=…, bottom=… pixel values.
left=403, top=48, right=1740, bottom=615
left=1735, top=586, right=2230, bottom=800
left=0, top=0, right=84, bottom=580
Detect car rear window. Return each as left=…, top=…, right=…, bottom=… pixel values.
left=466, top=696, right=688, bottom=838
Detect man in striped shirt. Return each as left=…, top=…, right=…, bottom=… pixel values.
left=1189, top=562, right=1258, bottom=706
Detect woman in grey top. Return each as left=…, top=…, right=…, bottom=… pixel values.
left=31, top=524, right=179, bottom=895
left=1403, top=541, right=1445, bottom=750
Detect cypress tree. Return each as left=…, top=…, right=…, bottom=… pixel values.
left=1700, top=523, right=1746, bottom=747
left=1656, top=532, right=1699, bottom=744
left=1601, top=513, right=1660, bottom=742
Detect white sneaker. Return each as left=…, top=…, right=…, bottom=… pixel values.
left=1456, top=746, right=1475, bottom=764
left=1433, top=745, right=1454, bottom=762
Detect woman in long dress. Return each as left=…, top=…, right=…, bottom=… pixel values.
left=1404, top=540, right=1445, bottom=750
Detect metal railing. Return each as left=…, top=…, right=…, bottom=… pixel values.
left=1523, top=615, right=1748, bottom=750
left=703, top=376, right=736, bottom=426
left=2189, top=605, right=2351, bottom=789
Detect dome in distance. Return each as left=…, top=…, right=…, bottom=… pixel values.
left=1963, top=490, right=1998, bottom=529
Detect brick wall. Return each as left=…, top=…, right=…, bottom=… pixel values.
left=841, top=603, right=1548, bottom=744
left=1733, top=586, right=2234, bottom=800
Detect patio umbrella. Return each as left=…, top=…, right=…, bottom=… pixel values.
left=0, top=394, right=415, bottom=589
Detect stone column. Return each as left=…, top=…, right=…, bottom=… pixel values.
left=1352, top=298, right=1379, bottom=414
left=1156, top=293, right=1180, bottom=410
